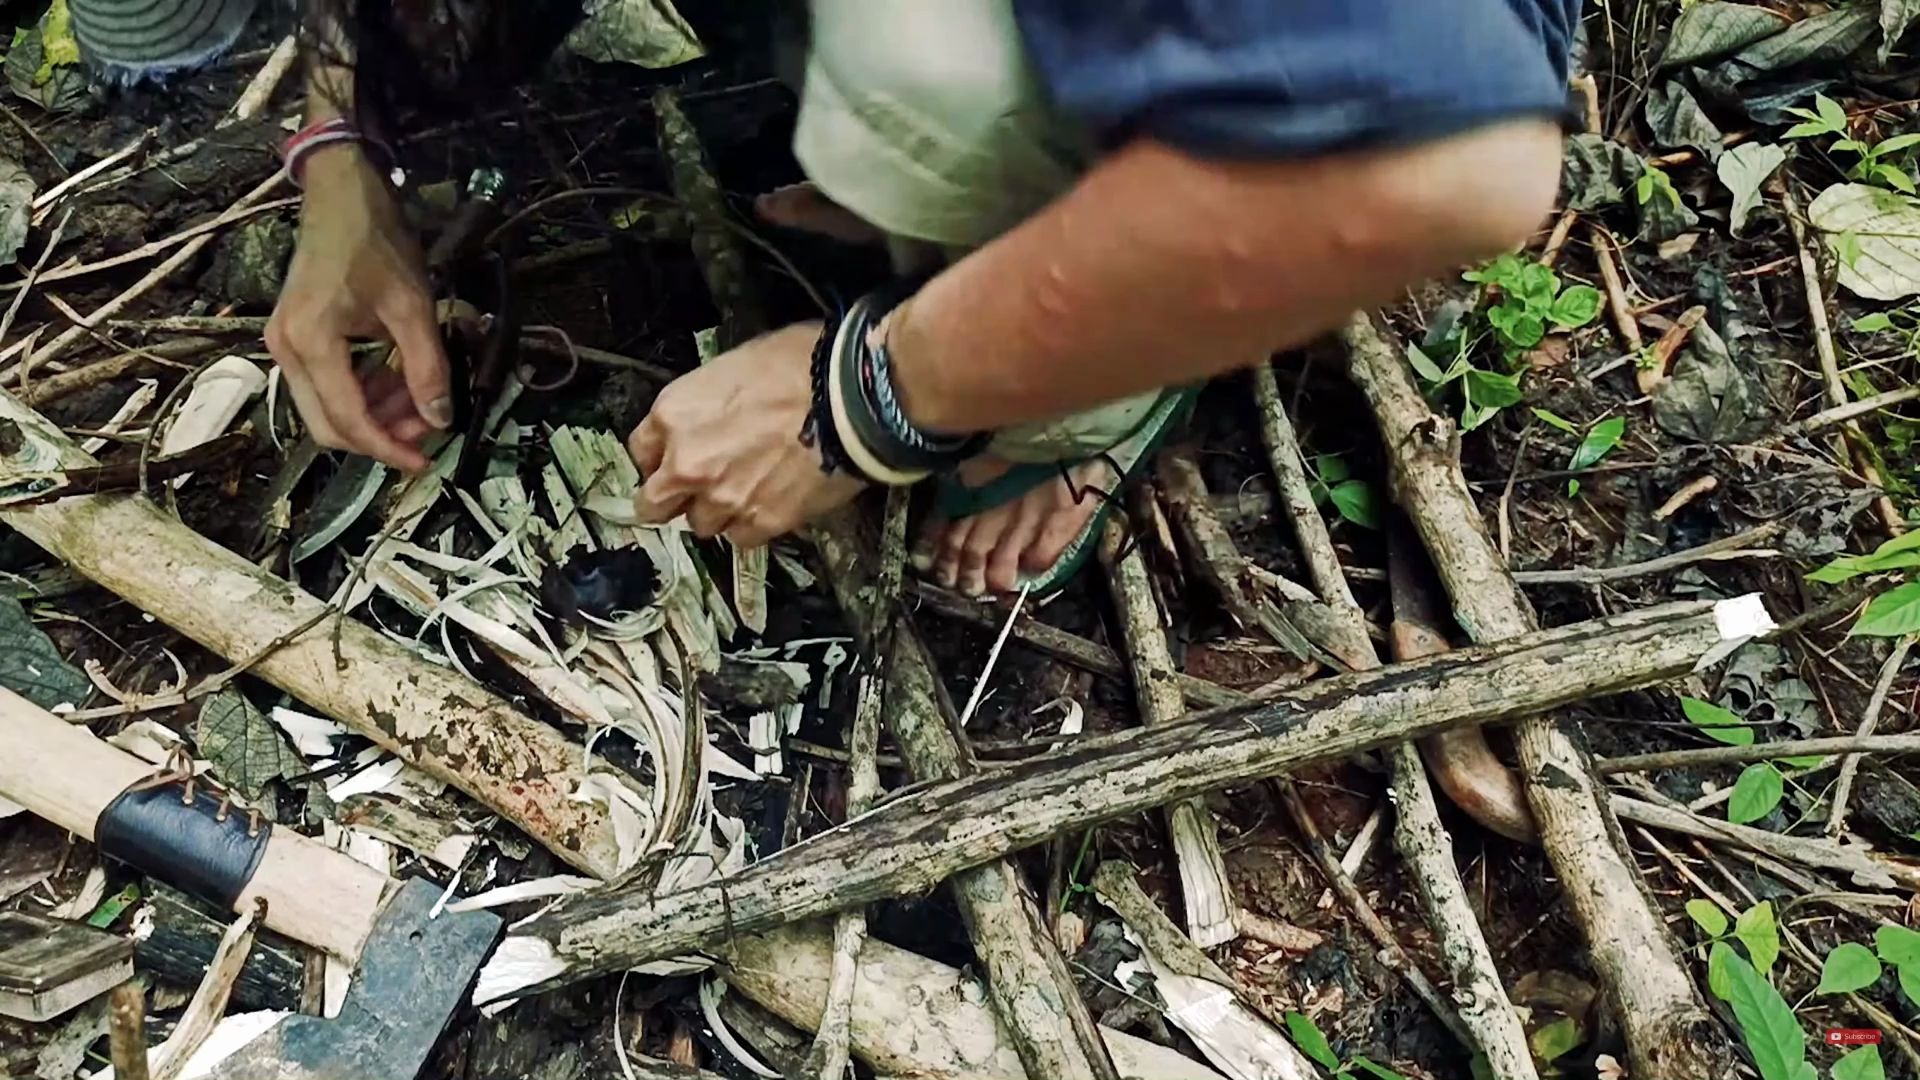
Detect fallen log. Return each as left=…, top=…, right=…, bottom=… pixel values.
left=0, top=387, right=625, bottom=878
left=1341, top=312, right=1736, bottom=1079
left=488, top=596, right=1750, bottom=990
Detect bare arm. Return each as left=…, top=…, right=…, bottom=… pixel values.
left=888, top=118, right=1565, bottom=434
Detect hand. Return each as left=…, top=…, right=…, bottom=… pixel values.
left=266, top=146, right=451, bottom=472
left=629, top=322, right=865, bottom=546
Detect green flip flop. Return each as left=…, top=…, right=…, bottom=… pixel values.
left=931, top=386, right=1199, bottom=596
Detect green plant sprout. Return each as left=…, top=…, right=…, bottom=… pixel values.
left=1283, top=1012, right=1406, bottom=1079
left=1784, top=93, right=1920, bottom=194
left=1531, top=410, right=1625, bottom=495
left=1307, top=454, right=1382, bottom=530
left=1636, top=163, right=1683, bottom=209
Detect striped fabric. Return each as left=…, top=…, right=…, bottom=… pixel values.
left=68, top=0, right=259, bottom=80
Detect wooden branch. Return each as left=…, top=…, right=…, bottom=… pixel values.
left=1, top=432, right=251, bottom=506
left=1342, top=312, right=1732, bottom=1079
left=1589, top=225, right=1643, bottom=354
left=1101, top=517, right=1237, bottom=948
left=1612, top=795, right=1920, bottom=893
left=1828, top=636, right=1914, bottom=839
left=1598, top=733, right=1920, bottom=775
left=1781, top=386, right=1920, bottom=439
left=18, top=337, right=221, bottom=407
left=150, top=900, right=261, bottom=1080
left=108, top=981, right=151, bottom=1080
left=1511, top=520, right=1786, bottom=586
left=0, top=388, right=625, bottom=877
left=493, top=598, right=1738, bottom=987
left=907, top=579, right=1246, bottom=709
left=810, top=503, right=1122, bottom=1080
left=721, top=922, right=1224, bottom=1080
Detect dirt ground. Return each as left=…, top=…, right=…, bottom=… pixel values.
left=1, top=3, right=1918, bottom=1080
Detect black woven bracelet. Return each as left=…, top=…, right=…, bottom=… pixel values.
left=823, top=284, right=984, bottom=484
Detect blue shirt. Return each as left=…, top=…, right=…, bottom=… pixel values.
left=1012, top=0, right=1579, bottom=158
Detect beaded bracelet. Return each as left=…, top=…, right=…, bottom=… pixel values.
left=279, top=116, right=398, bottom=189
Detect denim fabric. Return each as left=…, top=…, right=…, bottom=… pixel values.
left=1011, top=0, right=1580, bottom=157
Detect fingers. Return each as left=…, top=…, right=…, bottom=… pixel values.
left=633, top=470, right=690, bottom=526
left=383, top=292, right=454, bottom=430
left=627, top=415, right=666, bottom=479
left=298, top=335, right=430, bottom=472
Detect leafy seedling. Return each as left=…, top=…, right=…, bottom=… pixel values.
left=1816, top=943, right=1882, bottom=995
left=1786, top=93, right=1920, bottom=193
left=1712, top=946, right=1815, bottom=1080
left=1411, top=256, right=1603, bottom=432
left=1308, top=454, right=1382, bottom=530
left=1809, top=532, right=1920, bottom=637
left=1728, top=762, right=1785, bottom=825
left=1284, top=1012, right=1408, bottom=1079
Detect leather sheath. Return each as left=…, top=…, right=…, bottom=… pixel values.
left=95, top=783, right=271, bottom=909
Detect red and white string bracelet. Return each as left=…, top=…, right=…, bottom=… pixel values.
left=279, top=116, right=398, bottom=188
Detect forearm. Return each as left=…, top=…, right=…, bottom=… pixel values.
left=889, top=119, right=1563, bottom=434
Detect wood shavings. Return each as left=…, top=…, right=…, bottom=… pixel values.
left=267, top=706, right=345, bottom=757
left=156, top=357, right=266, bottom=489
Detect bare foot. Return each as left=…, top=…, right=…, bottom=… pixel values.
left=753, top=183, right=887, bottom=246
left=912, top=454, right=1120, bottom=597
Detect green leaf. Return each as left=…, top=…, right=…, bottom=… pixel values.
left=0, top=594, right=92, bottom=711
left=1568, top=416, right=1627, bottom=471
left=1531, top=407, right=1579, bottom=435
left=1817, top=943, right=1883, bottom=994
left=1708, top=939, right=1738, bottom=1001
left=1729, top=764, right=1785, bottom=825
left=1687, top=898, right=1731, bottom=937
left=1664, top=2, right=1791, bottom=68
left=1880, top=133, right=1920, bottom=155
left=194, top=689, right=303, bottom=799
left=1736, top=901, right=1782, bottom=979
left=1329, top=479, right=1382, bottom=530
left=1549, top=284, right=1603, bottom=328
left=1783, top=121, right=1832, bottom=139
left=1349, top=1058, right=1407, bottom=1080
left=1852, top=312, right=1898, bottom=332
left=1817, top=93, right=1849, bottom=134
left=1285, top=1012, right=1340, bottom=1070
left=1833, top=230, right=1864, bottom=271
left=1874, top=924, right=1920, bottom=968
left=1717, top=946, right=1810, bottom=1080
left=1529, top=1016, right=1582, bottom=1063
left=1315, top=454, right=1352, bottom=484
left=1781, top=755, right=1829, bottom=769
left=1901, top=963, right=1920, bottom=1009
left=1855, top=581, right=1920, bottom=637
left=1808, top=184, right=1920, bottom=301
left=1875, top=164, right=1917, bottom=195
left=1834, top=1045, right=1888, bottom=1080
left=1464, top=253, right=1526, bottom=290
left=1566, top=478, right=1581, bottom=498
left=1517, top=263, right=1558, bottom=308
left=1464, top=368, right=1525, bottom=410
left=1682, top=695, right=1755, bottom=746
left=1405, top=342, right=1448, bottom=384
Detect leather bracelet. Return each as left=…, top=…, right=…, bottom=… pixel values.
left=809, top=282, right=983, bottom=485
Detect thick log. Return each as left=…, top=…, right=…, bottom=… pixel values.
left=1341, top=312, right=1733, bottom=1079
left=491, top=597, right=1742, bottom=988
left=810, top=506, right=1122, bottom=1080
left=0, top=387, right=624, bottom=878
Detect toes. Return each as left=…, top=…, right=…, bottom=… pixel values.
left=934, top=517, right=973, bottom=589
left=957, top=511, right=1009, bottom=597
left=913, top=516, right=949, bottom=575
left=986, top=502, right=1042, bottom=594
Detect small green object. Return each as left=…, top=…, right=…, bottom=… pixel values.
left=86, top=883, right=140, bottom=929
left=1718, top=947, right=1814, bottom=1080
left=1834, top=1045, right=1887, bottom=1080
left=1686, top=898, right=1729, bottom=937
left=1854, top=581, right=1920, bottom=637
left=1874, top=923, right=1920, bottom=968
left=1681, top=695, right=1754, bottom=746
left=1284, top=1012, right=1340, bottom=1070
left=1529, top=1016, right=1582, bottom=1063
left=1816, top=943, right=1882, bottom=995
left=1735, top=901, right=1781, bottom=979
left=1728, top=763, right=1785, bottom=825
left=1568, top=416, right=1626, bottom=471
left=466, top=167, right=507, bottom=202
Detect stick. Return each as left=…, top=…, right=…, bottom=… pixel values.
left=1612, top=793, right=1920, bottom=901
left=1652, top=475, right=1717, bottom=521
left=1342, top=312, right=1731, bottom=1079
left=1100, top=517, right=1238, bottom=948
left=1512, top=520, right=1787, bottom=586
left=492, top=598, right=1738, bottom=988
left=811, top=505, right=1123, bottom=1080
left=1781, top=386, right=1920, bottom=439
left=0, top=389, right=625, bottom=878
left=108, top=981, right=152, bottom=1080
left=1589, top=225, right=1643, bottom=354
left=7, top=174, right=286, bottom=381
left=3, top=201, right=300, bottom=299
left=1598, top=733, right=1920, bottom=775
left=18, top=337, right=222, bottom=407
left=907, top=579, right=1246, bottom=708
left=1783, top=183, right=1905, bottom=535
left=1538, top=209, right=1579, bottom=269
left=224, top=36, right=298, bottom=123
left=1637, top=304, right=1705, bottom=395
left=0, top=210, right=69, bottom=351
left=149, top=900, right=262, bottom=1080
left=1827, top=636, right=1914, bottom=839
left=801, top=492, right=905, bottom=1080
left=1090, top=862, right=1317, bottom=1080
left=32, top=130, right=152, bottom=212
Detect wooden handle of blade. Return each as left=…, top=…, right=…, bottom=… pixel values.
left=0, top=687, right=387, bottom=963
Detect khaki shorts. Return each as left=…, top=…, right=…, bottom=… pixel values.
left=793, top=0, right=1165, bottom=464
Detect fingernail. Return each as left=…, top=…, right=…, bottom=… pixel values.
left=424, top=396, right=454, bottom=429
left=910, top=550, right=934, bottom=573
left=936, top=565, right=957, bottom=588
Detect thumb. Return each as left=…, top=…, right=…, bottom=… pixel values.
left=385, top=292, right=454, bottom=429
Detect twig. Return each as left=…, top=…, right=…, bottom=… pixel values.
left=4, top=200, right=299, bottom=297
left=906, top=579, right=1247, bottom=708
left=1274, top=780, right=1471, bottom=1048
left=1101, top=517, right=1238, bottom=948
left=1611, top=794, right=1920, bottom=892
left=1511, top=520, right=1786, bottom=585
left=1638, top=304, right=1705, bottom=395
left=32, top=130, right=151, bottom=211
left=0, top=209, right=70, bottom=351
left=0, top=100, right=65, bottom=174
left=149, top=899, right=263, bottom=1080
left=1781, top=386, right=1920, bottom=439
left=1538, top=209, right=1579, bottom=269
left=8, top=173, right=285, bottom=380
left=1342, top=312, right=1729, bottom=1078
left=1589, top=225, right=1644, bottom=354
left=17, top=337, right=220, bottom=407
left=1782, top=183, right=1905, bottom=536
left=802, top=491, right=907, bottom=1080
left=1652, top=475, right=1717, bottom=521
left=107, top=981, right=151, bottom=1080
left=1827, top=636, right=1914, bottom=838
left=957, top=582, right=1030, bottom=728
left=1598, top=732, right=1920, bottom=775
left=225, top=36, right=298, bottom=123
